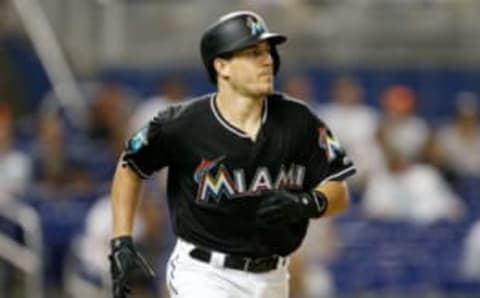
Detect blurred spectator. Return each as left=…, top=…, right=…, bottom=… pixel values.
left=88, top=83, right=133, bottom=156
left=65, top=195, right=146, bottom=298
left=318, top=75, right=380, bottom=192
left=281, top=73, right=317, bottom=107
left=130, top=77, right=187, bottom=133
left=0, top=101, right=32, bottom=203
left=436, top=91, right=480, bottom=179
left=65, top=182, right=174, bottom=298
left=460, top=221, right=480, bottom=280
left=295, top=219, right=341, bottom=298
left=30, top=110, right=95, bottom=196
left=32, top=112, right=71, bottom=195
left=0, top=101, right=32, bottom=298
left=377, top=85, right=430, bottom=163
left=362, top=144, right=463, bottom=224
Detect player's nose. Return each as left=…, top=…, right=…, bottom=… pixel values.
left=262, top=51, right=273, bottom=66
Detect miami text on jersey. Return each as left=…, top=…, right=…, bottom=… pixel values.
left=194, top=158, right=305, bottom=202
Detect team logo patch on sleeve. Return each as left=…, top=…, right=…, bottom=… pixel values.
left=127, top=126, right=149, bottom=153
left=318, top=127, right=342, bottom=161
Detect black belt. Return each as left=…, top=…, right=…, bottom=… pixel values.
left=189, top=248, right=282, bottom=273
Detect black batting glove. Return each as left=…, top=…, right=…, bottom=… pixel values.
left=109, top=236, right=156, bottom=298
left=256, top=190, right=328, bottom=227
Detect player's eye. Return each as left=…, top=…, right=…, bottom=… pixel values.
left=254, top=50, right=262, bottom=58
left=254, top=49, right=269, bottom=58
left=240, top=44, right=270, bottom=59
left=243, top=49, right=260, bottom=57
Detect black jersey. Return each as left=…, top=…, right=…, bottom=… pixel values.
left=122, top=93, right=355, bottom=257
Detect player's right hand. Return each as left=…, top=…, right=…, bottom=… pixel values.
left=109, top=236, right=156, bottom=298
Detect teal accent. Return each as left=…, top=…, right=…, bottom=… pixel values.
left=128, top=126, right=148, bottom=153
left=251, top=22, right=265, bottom=35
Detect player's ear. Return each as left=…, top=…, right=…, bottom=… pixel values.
left=213, top=57, right=230, bottom=81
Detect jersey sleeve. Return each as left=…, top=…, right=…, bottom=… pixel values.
left=304, top=112, right=356, bottom=188
left=121, top=107, right=174, bottom=179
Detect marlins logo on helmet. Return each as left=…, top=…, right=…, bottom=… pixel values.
left=246, top=15, right=266, bottom=36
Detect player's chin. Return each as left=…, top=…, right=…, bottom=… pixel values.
left=253, top=89, right=273, bottom=98
left=255, top=83, right=274, bottom=96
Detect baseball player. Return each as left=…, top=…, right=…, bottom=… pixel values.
left=109, top=11, right=356, bottom=298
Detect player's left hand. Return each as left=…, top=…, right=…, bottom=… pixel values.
left=109, top=236, right=156, bottom=298
left=256, top=190, right=328, bottom=227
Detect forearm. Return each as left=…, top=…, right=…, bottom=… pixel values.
left=314, top=180, right=350, bottom=217
left=111, top=162, right=143, bottom=237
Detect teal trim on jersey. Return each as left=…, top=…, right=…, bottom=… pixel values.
left=127, top=126, right=149, bottom=153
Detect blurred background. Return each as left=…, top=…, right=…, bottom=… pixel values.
left=1, top=0, right=480, bottom=297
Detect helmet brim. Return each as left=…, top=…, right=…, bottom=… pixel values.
left=216, top=32, right=287, bottom=57
left=259, top=33, right=287, bottom=46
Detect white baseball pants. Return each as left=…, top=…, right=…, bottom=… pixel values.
left=166, top=238, right=290, bottom=298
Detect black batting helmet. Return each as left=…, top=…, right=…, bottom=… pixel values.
left=200, top=11, right=287, bottom=83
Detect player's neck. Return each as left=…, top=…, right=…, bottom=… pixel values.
left=216, top=89, right=265, bottom=140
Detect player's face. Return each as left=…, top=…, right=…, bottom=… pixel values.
left=222, top=41, right=274, bottom=97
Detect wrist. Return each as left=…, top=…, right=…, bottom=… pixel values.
left=111, top=235, right=134, bottom=250
left=310, top=190, right=328, bottom=218
left=296, top=190, right=327, bottom=219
